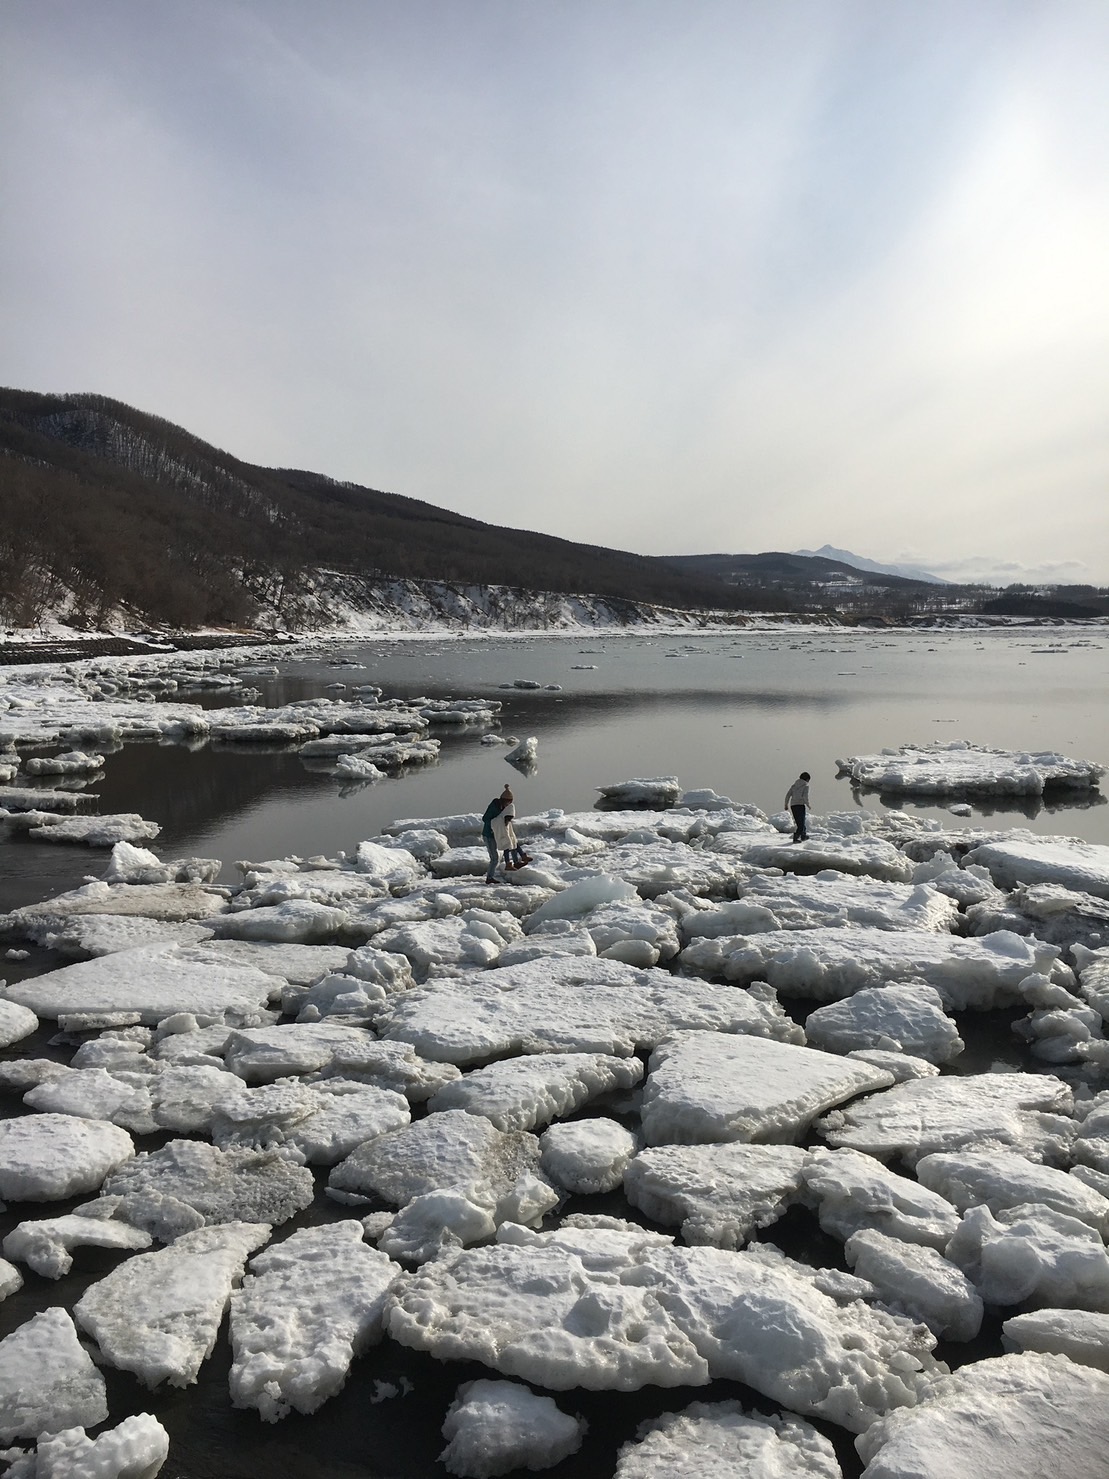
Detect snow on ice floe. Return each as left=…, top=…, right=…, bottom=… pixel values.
left=803, top=984, right=964, bottom=1063
left=915, top=1149, right=1109, bottom=1234
left=427, top=1052, right=643, bottom=1132
left=838, top=740, right=1105, bottom=796
left=1, top=879, right=228, bottom=930
left=439, top=1379, right=586, bottom=1478
left=639, top=1034, right=892, bottom=1146
left=3, top=944, right=278, bottom=1028
left=3, top=1212, right=153, bottom=1278
left=818, top=1072, right=1076, bottom=1168
left=2, top=1413, right=170, bottom=1479
left=0, top=1308, right=108, bottom=1444
left=376, top=956, right=802, bottom=1064
left=965, top=836, right=1109, bottom=901
left=19, top=913, right=217, bottom=957
left=1002, top=1308, right=1109, bottom=1372
left=229, top=1221, right=402, bottom=1421
left=711, top=832, right=915, bottom=883
left=75, top=1220, right=271, bottom=1388
left=613, top=1400, right=842, bottom=1479
left=539, top=1119, right=638, bottom=1195
left=681, top=874, right=959, bottom=937
left=372, top=912, right=523, bottom=978
left=0, top=1113, right=134, bottom=1201
left=221, top=1022, right=374, bottom=1081
left=843, top=1229, right=982, bottom=1341
left=800, top=1147, right=961, bottom=1251
left=623, top=1143, right=807, bottom=1248
left=98, top=1139, right=313, bottom=1238
left=386, top=1227, right=944, bottom=1426
left=679, top=926, right=1064, bottom=1009
left=855, top=1352, right=1109, bottom=1479
left=328, top=1109, right=557, bottom=1230
left=946, top=1202, right=1109, bottom=1310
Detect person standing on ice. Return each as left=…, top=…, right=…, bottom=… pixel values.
left=492, top=784, right=532, bottom=871
left=784, top=771, right=811, bottom=842
left=481, top=790, right=506, bottom=883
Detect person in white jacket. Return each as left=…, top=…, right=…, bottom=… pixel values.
left=491, top=785, right=532, bottom=871
left=784, top=771, right=811, bottom=843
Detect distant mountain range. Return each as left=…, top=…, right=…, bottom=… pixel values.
left=792, top=544, right=948, bottom=585
left=1, top=387, right=1102, bottom=633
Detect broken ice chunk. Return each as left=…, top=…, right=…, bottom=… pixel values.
left=0, top=1308, right=108, bottom=1444
left=3, top=1213, right=153, bottom=1278
left=0, top=1113, right=134, bottom=1201
left=640, top=1033, right=892, bottom=1146
left=439, top=1379, right=586, bottom=1477
left=539, top=1119, right=638, bottom=1195
left=844, top=1228, right=982, bottom=1341
left=613, top=1400, right=842, bottom=1479
left=75, top=1220, right=271, bottom=1387
left=428, top=1053, right=643, bottom=1133
left=1002, top=1308, right=1109, bottom=1373
left=803, top=983, right=964, bottom=1063
left=229, top=1221, right=402, bottom=1420
left=946, top=1203, right=1109, bottom=1309
left=800, top=1147, right=960, bottom=1252
left=2, top=1413, right=170, bottom=1479
left=624, top=1143, right=807, bottom=1248
left=915, top=1149, right=1109, bottom=1235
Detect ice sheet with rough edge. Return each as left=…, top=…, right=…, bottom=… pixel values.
left=855, top=1352, right=1109, bottom=1478
left=75, top=1220, right=271, bottom=1387
left=640, top=1033, right=892, bottom=1146
left=1002, top=1308, right=1109, bottom=1373
left=679, top=927, right=1061, bottom=1009
left=818, top=1071, right=1075, bottom=1167
left=0, top=1307, right=108, bottom=1444
left=3, top=944, right=277, bottom=1025
left=428, top=1053, right=643, bottom=1132
left=624, top=1143, right=807, bottom=1247
left=439, top=1378, right=586, bottom=1477
left=915, top=1149, right=1109, bottom=1234
left=613, top=1400, right=842, bottom=1479
left=3, top=1213, right=153, bottom=1278
left=803, top=984, right=964, bottom=1063
left=376, top=957, right=802, bottom=1064
left=800, top=1147, right=960, bottom=1251
left=844, top=1228, right=982, bottom=1341
left=229, top=1221, right=402, bottom=1420
left=841, top=741, right=1104, bottom=796
left=222, top=1022, right=375, bottom=1082
left=686, top=873, right=959, bottom=936
left=946, top=1202, right=1109, bottom=1309
left=539, top=1119, right=638, bottom=1195
left=2, top=1413, right=171, bottom=1479
left=965, top=837, right=1109, bottom=901
left=0, top=1113, right=134, bottom=1201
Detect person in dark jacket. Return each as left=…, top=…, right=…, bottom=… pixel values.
left=481, top=791, right=505, bottom=883
left=784, top=771, right=811, bottom=842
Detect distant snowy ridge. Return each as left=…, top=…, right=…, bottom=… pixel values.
left=793, top=546, right=948, bottom=585
left=300, top=571, right=798, bottom=634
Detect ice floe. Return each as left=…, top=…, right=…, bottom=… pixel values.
left=855, top=1352, right=1109, bottom=1478
left=3, top=1212, right=153, bottom=1278
left=539, top=1119, right=638, bottom=1195
left=439, top=1379, right=586, bottom=1477
left=623, top=1143, right=807, bottom=1247
left=613, top=1400, right=842, bottom=1479
left=965, top=835, right=1109, bottom=900
left=427, top=1052, right=643, bottom=1132
left=838, top=741, right=1104, bottom=796
left=0, top=1112, right=134, bottom=1201
left=0, top=1308, right=108, bottom=1444
left=1002, top=1307, right=1109, bottom=1372
left=639, top=1033, right=893, bottom=1145
left=229, top=1221, right=401, bottom=1420
left=915, top=1149, right=1109, bottom=1234
left=2, top=1413, right=170, bottom=1479
left=75, top=1220, right=271, bottom=1387
left=803, top=984, right=964, bottom=1063
left=800, top=1146, right=961, bottom=1251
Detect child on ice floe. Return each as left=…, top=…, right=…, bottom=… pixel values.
left=784, top=771, right=811, bottom=842
left=491, top=784, right=532, bottom=873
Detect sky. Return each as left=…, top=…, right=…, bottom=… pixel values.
left=2, top=0, right=1108, bottom=586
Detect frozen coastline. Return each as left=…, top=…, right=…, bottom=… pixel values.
left=1, top=643, right=1109, bottom=1477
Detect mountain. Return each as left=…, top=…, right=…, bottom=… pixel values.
left=0, top=388, right=776, bottom=630
left=792, top=544, right=948, bottom=584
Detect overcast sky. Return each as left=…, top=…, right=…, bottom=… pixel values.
left=3, top=1, right=1108, bottom=584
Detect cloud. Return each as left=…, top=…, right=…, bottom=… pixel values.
left=1, top=1, right=1107, bottom=582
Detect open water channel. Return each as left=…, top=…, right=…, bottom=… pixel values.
left=0, top=625, right=1107, bottom=1478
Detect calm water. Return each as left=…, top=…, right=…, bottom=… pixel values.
left=0, top=627, right=1106, bottom=1477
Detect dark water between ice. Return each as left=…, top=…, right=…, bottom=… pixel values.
left=0, top=628, right=1107, bottom=1477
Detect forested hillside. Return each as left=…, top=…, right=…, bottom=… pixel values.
left=0, top=389, right=766, bottom=630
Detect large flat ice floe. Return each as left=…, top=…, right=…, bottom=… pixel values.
left=682, top=874, right=960, bottom=937
left=965, top=836, right=1109, bottom=901
left=838, top=740, right=1105, bottom=796
left=3, top=943, right=278, bottom=1027
left=376, top=957, right=802, bottom=1063
left=680, top=926, right=1063, bottom=1009
left=386, top=1226, right=944, bottom=1427
left=639, top=1033, right=893, bottom=1145
left=229, top=1221, right=402, bottom=1420
left=855, top=1352, right=1109, bottom=1478
left=818, top=1072, right=1076, bottom=1167
left=613, top=1400, right=843, bottom=1478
